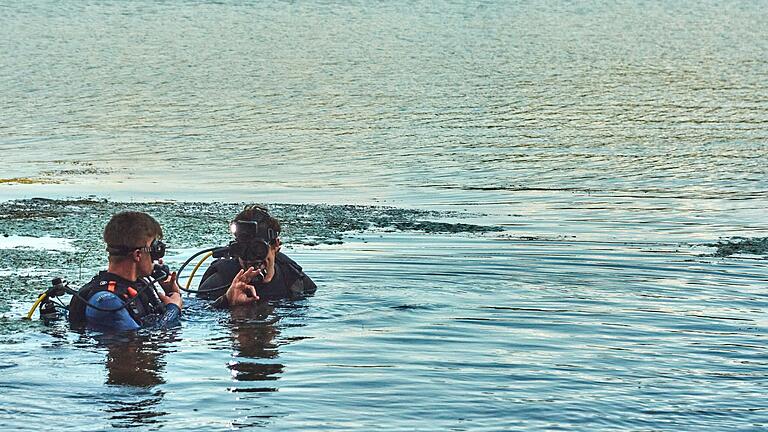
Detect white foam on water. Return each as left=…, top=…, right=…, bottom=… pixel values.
left=0, top=235, right=76, bottom=252
left=0, top=268, right=56, bottom=277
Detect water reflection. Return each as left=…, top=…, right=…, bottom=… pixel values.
left=97, top=332, right=178, bottom=428
left=104, top=335, right=166, bottom=388
left=208, top=303, right=301, bottom=429
left=226, top=303, right=283, bottom=393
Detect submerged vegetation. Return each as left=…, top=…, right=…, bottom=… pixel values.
left=0, top=198, right=503, bottom=301
left=708, top=236, right=768, bottom=257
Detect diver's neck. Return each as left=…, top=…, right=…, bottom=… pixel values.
left=107, top=262, right=139, bottom=282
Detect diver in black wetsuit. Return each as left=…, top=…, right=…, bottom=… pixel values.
left=197, top=205, right=316, bottom=308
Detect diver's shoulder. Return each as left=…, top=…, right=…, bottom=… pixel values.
left=276, top=252, right=316, bottom=296
left=276, top=252, right=303, bottom=272
left=211, top=257, right=241, bottom=270
left=88, top=290, right=124, bottom=308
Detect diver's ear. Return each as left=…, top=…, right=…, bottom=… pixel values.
left=132, top=248, right=143, bottom=263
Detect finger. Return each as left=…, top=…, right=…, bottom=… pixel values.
left=246, top=286, right=259, bottom=300
left=242, top=266, right=258, bottom=279
left=241, top=267, right=253, bottom=282
left=232, top=271, right=244, bottom=285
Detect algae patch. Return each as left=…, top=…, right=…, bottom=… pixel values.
left=0, top=198, right=503, bottom=250
left=707, top=237, right=768, bottom=257
left=0, top=178, right=59, bottom=185
left=0, top=198, right=504, bottom=301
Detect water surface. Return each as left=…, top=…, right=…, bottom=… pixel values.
left=1, top=1, right=767, bottom=430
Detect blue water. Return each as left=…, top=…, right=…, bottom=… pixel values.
left=1, top=0, right=768, bottom=430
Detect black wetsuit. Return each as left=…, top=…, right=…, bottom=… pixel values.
left=197, top=253, right=316, bottom=306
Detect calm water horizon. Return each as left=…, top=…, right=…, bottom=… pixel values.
left=1, top=1, right=767, bottom=430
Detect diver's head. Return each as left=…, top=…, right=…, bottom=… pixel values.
left=104, top=211, right=165, bottom=278
left=229, top=205, right=281, bottom=283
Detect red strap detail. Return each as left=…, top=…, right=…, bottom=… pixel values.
left=127, top=287, right=138, bottom=298
left=107, top=281, right=116, bottom=293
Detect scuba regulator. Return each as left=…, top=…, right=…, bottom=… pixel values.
left=26, top=277, right=69, bottom=321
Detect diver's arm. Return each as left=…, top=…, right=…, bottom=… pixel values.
left=152, top=290, right=183, bottom=329
left=212, top=295, right=229, bottom=309
left=153, top=302, right=181, bottom=329
left=86, top=291, right=141, bottom=331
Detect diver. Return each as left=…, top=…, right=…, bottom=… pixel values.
left=197, top=205, right=316, bottom=308
left=67, top=211, right=183, bottom=331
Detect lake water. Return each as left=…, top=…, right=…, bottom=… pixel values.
left=1, top=1, right=767, bottom=430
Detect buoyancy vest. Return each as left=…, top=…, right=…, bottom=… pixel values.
left=197, top=253, right=314, bottom=300
left=68, top=271, right=164, bottom=327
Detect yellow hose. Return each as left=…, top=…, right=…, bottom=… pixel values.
left=185, top=251, right=213, bottom=289
left=26, top=292, right=48, bottom=320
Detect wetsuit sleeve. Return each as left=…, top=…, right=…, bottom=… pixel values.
left=136, top=301, right=182, bottom=330
left=211, top=295, right=229, bottom=309
left=153, top=303, right=181, bottom=329
left=86, top=291, right=141, bottom=331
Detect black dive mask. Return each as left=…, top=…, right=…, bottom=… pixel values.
left=146, top=239, right=166, bottom=261
left=107, top=238, right=166, bottom=261
left=228, top=239, right=269, bottom=263
left=229, top=220, right=277, bottom=243
left=228, top=208, right=278, bottom=263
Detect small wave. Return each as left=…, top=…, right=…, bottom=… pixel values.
left=439, top=184, right=768, bottom=200
left=391, top=304, right=433, bottom=311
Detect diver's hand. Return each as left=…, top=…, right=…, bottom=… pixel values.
left=226, top=267, right=260, bottom=306
left=159, top=291, right=183, bottom=310
left=158, top=271, right=180, bottom=295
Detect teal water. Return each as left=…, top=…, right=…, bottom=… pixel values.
left=1, top=1, right=768, bottom=430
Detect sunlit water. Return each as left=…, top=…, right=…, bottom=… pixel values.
left=1, top=1, right=768, bottom=430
